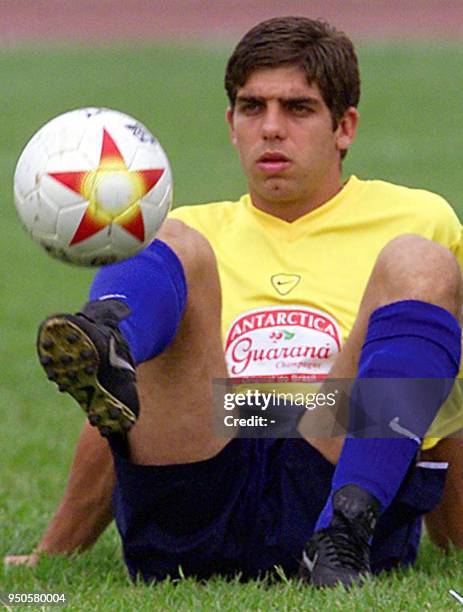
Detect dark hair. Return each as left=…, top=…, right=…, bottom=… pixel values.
left=225, top=16, right=360, bottom=128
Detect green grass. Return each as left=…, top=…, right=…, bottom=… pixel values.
left=2, top=541, right=463, bottom=610
left=2, top=42, right=463, bottom=610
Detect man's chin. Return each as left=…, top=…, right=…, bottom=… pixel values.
left=260, top=181, right=297, bottom=204
left=249, top=175, right=303, bottom=205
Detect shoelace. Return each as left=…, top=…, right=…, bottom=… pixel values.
left=79, top=313, right=134, bottom=365
left=316, top=513, right=370, bottom=571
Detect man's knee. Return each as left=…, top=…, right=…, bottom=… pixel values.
left=158, top=219, right=219, bottom=285
left=373, top=234, right=462, bottom=317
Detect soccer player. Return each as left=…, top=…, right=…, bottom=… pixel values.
left=6, top=17, right=463, bottom=587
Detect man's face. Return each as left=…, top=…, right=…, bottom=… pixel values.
left=227, top=65, right=358, bottom=216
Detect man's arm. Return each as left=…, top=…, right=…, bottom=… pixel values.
left=5, top=422, right=114, bottom=566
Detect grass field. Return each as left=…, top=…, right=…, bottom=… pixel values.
left=1, top=42, right=463, bottom=610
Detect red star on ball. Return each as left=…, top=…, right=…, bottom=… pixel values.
left=48, top=129, right=165, bottom=245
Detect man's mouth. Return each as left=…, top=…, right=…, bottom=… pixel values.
left=256, top=151, right=291, bottom=174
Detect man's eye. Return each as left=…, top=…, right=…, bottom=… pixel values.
left=289, top=104, right=312, bottom=116
left=240, top=101, right=262, bottom=114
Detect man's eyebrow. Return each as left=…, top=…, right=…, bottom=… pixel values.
left=235, top=94, right=321, bottom=105
left=235, top=95, right=264, bottom=104
left=281, top=96, right=321, bottom=106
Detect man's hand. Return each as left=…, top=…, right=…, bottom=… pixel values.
left=4, top=553, right=39, bottom=567
left=4, top=422, right=115, bottom=566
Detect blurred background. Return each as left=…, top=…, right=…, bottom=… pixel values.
left=1, top=0, right=463, bottom=604
left=1, top=0, right=463, bottom=43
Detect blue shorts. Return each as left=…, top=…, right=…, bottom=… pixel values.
left=111, top=438, right=446, bottom=582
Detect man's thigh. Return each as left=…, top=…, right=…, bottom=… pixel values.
left=422, top=435, right=463, bottom=549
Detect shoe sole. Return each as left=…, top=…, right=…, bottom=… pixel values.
left=37, top=316, right=137, bottom=436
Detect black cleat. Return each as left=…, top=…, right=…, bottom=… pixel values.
left=299, top=484, right=380, bottom=588
left=37, top=300, right=139, bottom=436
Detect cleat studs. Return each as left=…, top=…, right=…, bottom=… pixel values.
left=46, top=370, right=57, bottom=381
left=100, top=426, right=112, bottom=437
left=108, top=406, right=121, bottom=419
left=60, top=355, right=73, bottom=365
left=80, top=349, right=93, bottom=360
left=40, top=356, right=53, bottom=366
left=84, top=364, right=96, bottom=375
left=121, top=419, right=133, bottom=431
left=58, top=384, right=68, bottom=392
left=89, top=414, right=101, bottom=425
left=42, top=339, right=54, bottom=350
left=66, top=333, right=78, bottom=344
left=67, top=371, right=77, bottom=381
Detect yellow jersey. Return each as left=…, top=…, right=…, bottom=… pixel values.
left=170, top=175, right=463, bottom=449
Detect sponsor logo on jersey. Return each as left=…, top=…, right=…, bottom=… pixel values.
left=224, top=306, right=342, bottom=379
left=271, top=273, right=301, bottom=295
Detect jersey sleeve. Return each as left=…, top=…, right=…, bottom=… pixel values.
left=453, top=225, right=463, bottom=272
left=424, top=193, right=461, bottom=261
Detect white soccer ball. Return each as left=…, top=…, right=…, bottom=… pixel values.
left=14, top=107, right=173, bottom=266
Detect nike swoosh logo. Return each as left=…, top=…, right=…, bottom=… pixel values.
left=271, top=274, right=301, bottom=295
left=302, top=550, right=318, bottom=573
left=109, top=336, right=135, bottom=373
left=388, top=417, right=421, bottom=444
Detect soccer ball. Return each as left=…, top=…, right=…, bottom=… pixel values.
left=14, top=107, right=173, bottom=266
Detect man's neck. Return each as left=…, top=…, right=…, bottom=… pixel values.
left=249, top=179, right=345, bottom=222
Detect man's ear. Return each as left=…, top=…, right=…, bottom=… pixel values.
left=226, top=107, right=237, bottom=146
left=335, top=107, right=359, bottom=154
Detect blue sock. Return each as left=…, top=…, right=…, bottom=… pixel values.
left=316, top=300, right=461, bottom=530
left=89, top=239, right=187, bottom=365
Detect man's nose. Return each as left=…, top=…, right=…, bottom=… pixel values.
left=261, top=105, right=287, bottom=140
